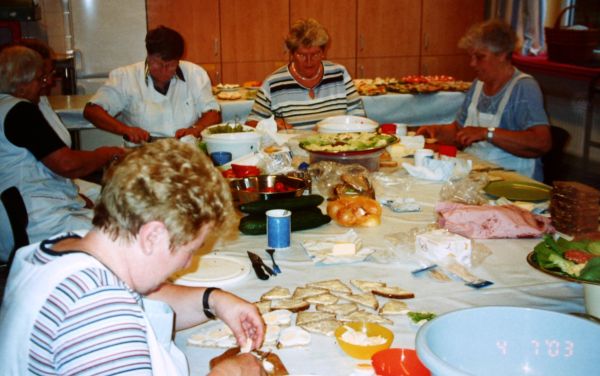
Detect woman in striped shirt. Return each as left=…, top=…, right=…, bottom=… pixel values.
left=246, top=18, right=366, bottom=130
left=0, top=139, right=266, bottom=375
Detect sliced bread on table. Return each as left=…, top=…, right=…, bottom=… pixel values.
left=296, top=311, right=336, bottom=326
left=334, top=292, right=379, bottom=310
left=298, top=319, right=342, bottom=337
left=372, top=285, right=415, bottom=299
left=307, top=279, right=352, bottom=294
left=270, top=298, right=310, bottom=313
left=316, top=302, right=359, bottom=316
left=304, top=292, right=339, bottom=305
left=292, top=286, right=328, bottom=300
left=261, top=286, right=292, bottom=301
left=379, top=300, right=410, bottom=315
left=254, top=300, right=272, bottom=314
left=338, top=310, right=394, bottom=325
left=276, top=326, right=312, bottom=348
left=350, top=279, right=386, bottom=293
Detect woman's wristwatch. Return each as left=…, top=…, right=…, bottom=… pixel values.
left=487, top=127, right=496, bottom=142
left=202, top=287, right=220, bottom=319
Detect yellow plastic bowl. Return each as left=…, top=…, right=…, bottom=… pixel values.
left=335, top=322, right=394, bottom=360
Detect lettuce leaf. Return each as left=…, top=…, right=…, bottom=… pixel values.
left=580, top=257, right=600, bottom=283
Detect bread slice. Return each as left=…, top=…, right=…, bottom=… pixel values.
left=350, top=279, right=386, bottom=293
left=316, top=302, right=358, bottom=316
left=254, top=300, right=272, bottom=314
left=296, top=311, right=336, bottom=326
left=334, top=292, right=379, bottom=310
left=292, top=286, right=328, bottom=300
left=379, top=300, right=409, bottom=315
left=372, top=285, right=415, bottom=299
left=338, top=310, right=394, bottom=325
left=307, top=279, right=352, bottom=294
left=304, top=292, right=339, bottom=305
left=270, top=298, right=310, bottom=313
left=261, top=286, right=292, bottom=301
left=298, top=319, right=342, bottom=337
left=276, top=326, right=311, bottom=348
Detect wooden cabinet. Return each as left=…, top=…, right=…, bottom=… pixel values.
left=421, top=0, right=485, bottom=80
left=220, top=0, right=289, bottom=83
left=146, top=0, right=221, bottom=83
left=147, top=0, right=484, bottom=83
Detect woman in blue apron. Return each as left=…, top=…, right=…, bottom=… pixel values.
left=0, top=139, right=266, bottom=375
left=417, top=20, right=551, bottom=181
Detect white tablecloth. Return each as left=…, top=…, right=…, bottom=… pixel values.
left=50, top=92, right=466, bottom=130
left=174, top=167, right=584, bottom=376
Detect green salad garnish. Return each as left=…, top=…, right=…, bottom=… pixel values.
left=208, top=123, right=251, bottom=134
left=533, top=235, right=600, bottom=283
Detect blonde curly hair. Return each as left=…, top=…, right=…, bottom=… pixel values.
left=285, top=18, right=330, bottom=53
left=93, top=139, right=234, bottom=250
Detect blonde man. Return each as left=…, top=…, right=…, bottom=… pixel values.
left=0, top=139, right=266, bottom=375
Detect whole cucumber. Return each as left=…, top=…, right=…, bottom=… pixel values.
left=239, top=209, right=331, bottom=235
left=239, top=194, right=324, bottom=215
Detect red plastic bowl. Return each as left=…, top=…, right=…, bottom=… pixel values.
left=371, top=348, right=430, bottom=376
left=231, top=164, right=261, bottom=178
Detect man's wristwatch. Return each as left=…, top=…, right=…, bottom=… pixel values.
left=487, top=127, right=496, bottom=142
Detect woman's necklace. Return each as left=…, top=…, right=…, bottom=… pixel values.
left=290, top=63, right=323, bottom=98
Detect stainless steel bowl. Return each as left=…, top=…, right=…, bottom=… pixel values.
left=230, top=175, right=308, bottom=203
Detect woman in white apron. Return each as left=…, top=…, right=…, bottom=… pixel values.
left=417, top=20, right=551, bottom=181
left=0, top=140, right=266, bottom=375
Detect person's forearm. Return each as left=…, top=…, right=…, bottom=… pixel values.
left=42, top=147, right=124, bottom=179
left=147, top=283, right=209, bottom=330
left=488, top=126, right=552, bottom=158
left=83, top=103, right=131, bottom=136
left=192, top=110, right=222, bottom=132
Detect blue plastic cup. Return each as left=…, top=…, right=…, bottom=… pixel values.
left=210, top=151, right=232, bottom=166
left=266, top=209, right=291, bottom=249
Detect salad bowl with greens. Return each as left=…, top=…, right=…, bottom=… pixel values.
left=529, top=235, right=600, bottom=284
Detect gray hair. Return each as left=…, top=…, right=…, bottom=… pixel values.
left=285, top=18, right=330, bottom=53
left=0, top=46, right=43, bottom=94
left=458, top=19, right=517, bottom=56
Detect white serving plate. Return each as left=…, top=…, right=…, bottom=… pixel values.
left=316, top=116, right=379, bottom=133
left=171, top=255, right=250, bottom=287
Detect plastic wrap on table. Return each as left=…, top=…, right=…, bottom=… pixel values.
left=308, top=161, right=373, bottom=199
left=439, top=174, right=489, bottom=205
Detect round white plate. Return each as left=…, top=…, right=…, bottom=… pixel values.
left=172, top=255, right=250, bottom=287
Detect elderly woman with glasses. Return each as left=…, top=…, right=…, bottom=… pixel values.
left=246, top=18, right=365, bottom=130
left=84, top=26, right=221, bottom=144
left=0, top=46, right=125, bottom=262
left=417, top=20, right=551, bottom=181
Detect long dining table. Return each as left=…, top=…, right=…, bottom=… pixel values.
left=173, top=160, right=585, bottom=376
left=48, top=90, right=465, bottom=132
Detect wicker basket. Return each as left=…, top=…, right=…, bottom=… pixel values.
left=545, top=6, right=600, bottom=65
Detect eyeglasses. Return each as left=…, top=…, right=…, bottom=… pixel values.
left=147, top=56, right=179, bottom=71
left=40, top=69, right=56, bottom=85
left=294, top=51, right=323, bottom=62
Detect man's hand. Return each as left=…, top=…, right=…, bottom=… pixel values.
left=175, top=126, right=202, bottom=139
left=123, top=127, right=150, bottom=144
left=209, top=353, right=266, bottom=376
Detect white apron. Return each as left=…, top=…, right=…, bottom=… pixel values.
left=464, top=73, right=536, bottom=178
left=0, top=243, right=188, bottom=375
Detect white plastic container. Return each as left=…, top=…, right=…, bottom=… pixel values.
left=317, top=115, right=379, bottom=134
left=201, top=124, right=262, bottom=160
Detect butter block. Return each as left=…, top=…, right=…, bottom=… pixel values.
left=415, top=229, right=472, bottom=267
left=331, top=242, right=357, bottom=256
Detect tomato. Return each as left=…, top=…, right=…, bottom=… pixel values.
left=380, top=123, right=397, bottom=134
left=564, top=249, right=597, bottom=264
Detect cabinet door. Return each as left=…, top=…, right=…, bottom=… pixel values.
left=219, top=0, right=289, bottom=83
left=357, top=0, right=421, bottom=58
left=421, top=0, right=485, bottom=55
left=146, top=0, right=221, bottom=83
left=421, top=55, right=475, bottom=81
left=356, top=57, right=420, bottom=79
left=290, top=0, right=357, bottom=62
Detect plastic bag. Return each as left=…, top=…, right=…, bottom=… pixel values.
left=439, top=173, right=489, bottom=205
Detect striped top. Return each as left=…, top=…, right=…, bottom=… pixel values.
left=27, top=236, right=152, bottom=375
left=247, top=61, right=365, bottom=129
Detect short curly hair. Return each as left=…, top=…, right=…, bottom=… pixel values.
left=285, top=18, right=329, bottom=53
left=0, top=45, right=43, bottom=94
left=93, top=139, right=234, bottom=250
left=458, top=19, right=517, bottom=56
